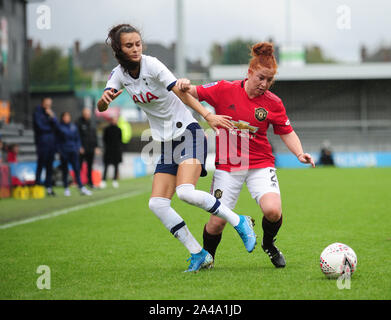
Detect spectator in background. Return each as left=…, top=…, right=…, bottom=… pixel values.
left=6, top=144, right=18, bottom=163
left=0, top=135, right=3, bottom=163
left=317, top=140, right=335, bottom=166
left=54, top=111, right=92, bottom=196
left=33, top=97, right=57, bottom=196
left=101, top=116, right=122, bottom=189
left=77, top=107, right=99, bottom=188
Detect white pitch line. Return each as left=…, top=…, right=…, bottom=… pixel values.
left=0, top=189, right=149, bottom=230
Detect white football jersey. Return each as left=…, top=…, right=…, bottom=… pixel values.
left=105, top=54, right=197, bottom=141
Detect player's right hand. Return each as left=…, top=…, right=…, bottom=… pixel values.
left=298, top=153, right=316, bottom=168
left=99, top=88, right=123, bottom=111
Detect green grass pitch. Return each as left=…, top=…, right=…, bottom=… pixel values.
left=0, top=167, right=390, bottom=300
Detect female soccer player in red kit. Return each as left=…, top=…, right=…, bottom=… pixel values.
left=177, top=42, right=315, bottom=268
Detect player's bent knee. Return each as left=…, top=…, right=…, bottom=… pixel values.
left=263, top=207, right=282, bottom=222
left=149, top=197, right=170, bottom=213
left=175, top=184, right=193, bottom=203
left=259, top=193, right=282, bottom=222
left=175, top=184, right=203, bottom=207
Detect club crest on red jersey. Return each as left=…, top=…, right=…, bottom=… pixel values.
left=214, top=189, right=223, bottom=199
left=254, top=107, right=268, bottom=122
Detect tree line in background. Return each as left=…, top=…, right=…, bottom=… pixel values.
left=210, top=38, right=336, bottom=65
left=29, top=47, right=91, bottom=91
left=28, top=39, right=337, bottom=91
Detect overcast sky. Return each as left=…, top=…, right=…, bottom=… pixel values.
left=27, top=0, right=391, bottom=64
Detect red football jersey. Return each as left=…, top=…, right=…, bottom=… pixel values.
left=196, top=79, right=293, bottom=171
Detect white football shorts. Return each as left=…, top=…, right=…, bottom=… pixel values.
left=210, top=167, right=281, bottom=210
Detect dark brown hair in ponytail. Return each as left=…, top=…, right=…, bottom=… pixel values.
left=106, top=24, right=142, bottom=75
left=249, top=42, right=277, bottom=73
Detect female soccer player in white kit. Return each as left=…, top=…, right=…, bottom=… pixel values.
left=97, top=24, right=257, bottom=272
left=176, top=42, right=315, bottom=268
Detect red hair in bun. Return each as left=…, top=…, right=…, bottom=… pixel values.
left=249, top=42, right=277, bottom=73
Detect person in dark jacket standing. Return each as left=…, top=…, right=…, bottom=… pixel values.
left=77, top=107, right=98, bottom=188
left=33, top=97, right=57, bottom=196
left=101, top=116, right=122, bottom=189
left=54, top=111, right=92, bottom=196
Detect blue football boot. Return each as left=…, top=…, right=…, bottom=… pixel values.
left=185, top=249, right=214, bottom=273
left=234, top=215, right=257, bottom=253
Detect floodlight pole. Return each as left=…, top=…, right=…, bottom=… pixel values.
left=175, top=0, right=186, bottom=77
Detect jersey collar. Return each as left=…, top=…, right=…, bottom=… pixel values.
left=241, top=79, right=246, bottom=88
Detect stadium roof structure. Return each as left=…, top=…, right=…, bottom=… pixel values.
left=210, top=62, right=391, bottom=81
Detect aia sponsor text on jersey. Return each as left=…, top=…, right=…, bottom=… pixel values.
left=133, top=92, right=159, bottom=104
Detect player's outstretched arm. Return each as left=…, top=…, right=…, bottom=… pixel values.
left=280, top=131, right=315, bottom=167
left=97, top=88, right=123, bottom=112
left=172, top=86, right=232, bottom=132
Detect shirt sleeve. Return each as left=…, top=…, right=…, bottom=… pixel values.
left=196, top=81, right=221, bottom=107
left=53, top=120, right=66, bottom=139
left=105, top=67, right=122, bottom=92
left=271, top=100, right=294, bottom=135
left=151, top=57, right=177, bottom=91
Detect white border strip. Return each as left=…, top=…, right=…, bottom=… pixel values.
left=0, top=190, right=148, bottom=230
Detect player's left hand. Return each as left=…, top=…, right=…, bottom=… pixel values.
left=298, top=153, right=316, bottom=168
